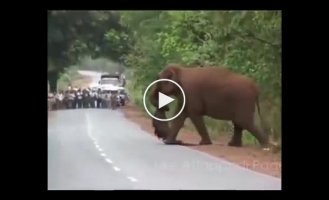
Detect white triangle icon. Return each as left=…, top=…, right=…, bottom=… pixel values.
left=158, top=92, right=175, bottom=109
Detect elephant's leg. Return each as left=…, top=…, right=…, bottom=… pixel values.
left=189, top=116, right=212, bottom=145
left=228, top=123, right=243, bottom=147
left=164, top=113, right=186, bottom=145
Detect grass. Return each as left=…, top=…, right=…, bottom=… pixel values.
left=242, top=131, right=259, bottom=146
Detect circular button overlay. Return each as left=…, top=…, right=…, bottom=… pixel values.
left=143, top=79, right=186, bottom=122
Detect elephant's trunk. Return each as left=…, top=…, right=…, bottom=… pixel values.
left=152, top=109, right=170, bottom=140
left=149, top=85, right=159, bottom=108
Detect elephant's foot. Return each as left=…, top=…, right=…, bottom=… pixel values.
left=163, top=138, right=183, bottom=145
left=199, top=139, right=212, bottom=145
left=154, top=130, right=166, bottom=140
left=228, top=140, right=242, bottom=147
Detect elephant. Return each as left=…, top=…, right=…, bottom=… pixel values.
left=149, top=64, right=270, bottom=148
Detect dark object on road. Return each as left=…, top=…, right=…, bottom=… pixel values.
left=149, top=64, right=270, bottom=149
left=118, top=95, right=125, bottom=106
left=110, top=92, right=119, bottom=110
left=82, top=89, right=90, bottom=108
left=152, top=108, right=182, bottom=145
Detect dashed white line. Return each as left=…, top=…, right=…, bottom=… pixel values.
left=127, top=176, right=138, bottom=182
left=113, top=166, right=121, bottom=171
left=86, top=113, right=131, bottom=179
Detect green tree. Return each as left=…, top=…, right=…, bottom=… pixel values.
left=47, top=11, right=127, bottom=92
left=118, top=10, right=282, bottom=144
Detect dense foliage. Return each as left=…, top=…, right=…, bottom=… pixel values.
left=118, top=11, right=281, bottom=143
left=48, top=11, right=129, bottom=91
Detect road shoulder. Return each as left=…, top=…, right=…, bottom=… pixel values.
left=121, top=103, right=281, bottom=178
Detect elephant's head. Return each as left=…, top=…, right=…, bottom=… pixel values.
left=157, top=64, right=181, bottom=95
left=149, top=64, right=182, bottom=109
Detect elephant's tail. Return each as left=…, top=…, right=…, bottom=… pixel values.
left=256, top=94, right=280, bottom=151
left=256, top=95, right=262, bottom=121
left=255, top=94, right=267, bottom=135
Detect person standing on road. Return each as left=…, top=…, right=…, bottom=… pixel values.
left=71, top=88, right=77, bottom=109
left=96, top=88, right=102, bottom=108
left=63, top=90, right=69, bottom=109
left=90, top=89, right=97, bottom=108
left=76, top=88, right=83, bottom=108
left=82, top=88, right=90, bottom=108
left=55, top=91, right=64, bottom=109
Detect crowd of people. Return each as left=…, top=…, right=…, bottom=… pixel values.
left=48, top=86, right=129, bottom=111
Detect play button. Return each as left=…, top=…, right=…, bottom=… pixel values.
left=158, top=92, right=175, bottom=109
left=143, top=79, right=186, bottom=122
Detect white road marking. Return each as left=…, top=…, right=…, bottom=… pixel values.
left=86, top=114, right=98, bottom=147
left=85, top=111, right=131, bottom=178
left=113, top=166, right=121, bottom=171
left=127, top=176, right=138, bottom=182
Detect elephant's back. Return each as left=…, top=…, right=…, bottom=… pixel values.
left=180, top=66, right=259, bottom=118
left=181, top=66, right=245, bottom=88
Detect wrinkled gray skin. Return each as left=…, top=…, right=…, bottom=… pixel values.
left=150, top=64, right=269, bottom=148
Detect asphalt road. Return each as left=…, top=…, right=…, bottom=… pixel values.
left=47, top=71, right=281, bottom=190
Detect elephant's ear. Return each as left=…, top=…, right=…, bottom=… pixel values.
left=166, top=67, right=180, bottom=84
left=149, top=85, right=170, bottom=111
